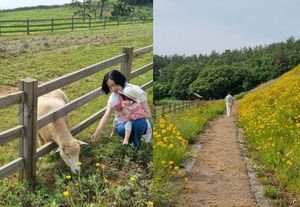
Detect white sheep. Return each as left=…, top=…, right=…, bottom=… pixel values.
left=37, top=89, right=87, bottom=173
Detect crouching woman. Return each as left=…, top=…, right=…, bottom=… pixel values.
left=90, top=70, right=152, bottom=149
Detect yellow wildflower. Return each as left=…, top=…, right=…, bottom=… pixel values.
left=63, top=191, right=70, bottom=197
left=65, top=175, right=71, bottom=180
left=147, top=201, right=154, bottom=206
left=168, top=143, right=174, bottom=149
left=168, top=161, right=174, bottom=165
left=130, top=176, right=137, bottom=182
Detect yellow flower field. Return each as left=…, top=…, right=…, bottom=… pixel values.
left=238, top=64, right=300, bottom=200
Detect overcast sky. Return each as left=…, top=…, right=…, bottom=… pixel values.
left=154, top=0, right=300, bottom=56
left=0, top=0, right=72, bottom=10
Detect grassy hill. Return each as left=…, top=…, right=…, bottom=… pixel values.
left=238, top=64, right=300, bottom=205
left=0, top=2, right=152, bottom=20
left=0, top=9, right=153, bottom=205
left=0, top=5, right=77, bottom=19
left=0, top=2, right=152, bottom=35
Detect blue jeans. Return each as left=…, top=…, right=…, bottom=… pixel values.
left=117, top=118, right=147, bottom=149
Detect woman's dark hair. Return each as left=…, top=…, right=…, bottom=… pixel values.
left=102, top=70, right=127, bottom=94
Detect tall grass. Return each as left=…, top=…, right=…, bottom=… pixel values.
left=238, top=64, right=300, bottom=202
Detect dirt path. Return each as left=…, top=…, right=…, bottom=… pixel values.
left=175, top=102, right=257, bottom=207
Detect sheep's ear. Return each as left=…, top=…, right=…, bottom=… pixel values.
left=78, top=140, right=89, bottom=145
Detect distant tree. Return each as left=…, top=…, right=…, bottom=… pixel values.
left=189, top=65, right=233, bottom=99
left=99, top=0, right=108, bottom=19
left=72, top=0, right=92, bottom=20
left=171, top=64, right=200, bottom=99
left=111, top=1, right=134, bottom=17
left=154, top=55, right=170, bottom=81
left=72, top=0, right=109, bottom=20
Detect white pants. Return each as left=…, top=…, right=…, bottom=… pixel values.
left=226, top=103, right=232, bottom=116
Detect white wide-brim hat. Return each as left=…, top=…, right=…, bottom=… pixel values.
left=119, top=87, right=139, bottom=102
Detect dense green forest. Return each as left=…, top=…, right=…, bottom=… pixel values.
left=154, top=37, right=300, bottom=100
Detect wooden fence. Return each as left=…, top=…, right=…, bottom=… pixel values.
left=153, top=100, right=196, bottom=118
left=0, top=16, right=152, bottom=35
left=0, top=45, right=153, bottom=190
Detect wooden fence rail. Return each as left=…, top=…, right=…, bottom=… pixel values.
left=0, top=45, right=153, bottom=190
left=0, top=16, right=153, bottom=35
left=153, top=100, right=196, bottom=118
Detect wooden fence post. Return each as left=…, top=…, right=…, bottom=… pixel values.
left=89, top=17, right=91, bottom=29
left=26, top=19, right=30, bottom=35
left=51, top=18, right=54, bottom=33
left=71, top=16, right=74, bottom=32
left=103, top=16, right=107, bottom=28
left=19, top=78, right=38, bottom=191
left=117, top=16, right=120, bottom=26
left=120, top=47, right=133, bottom=80
left=174, top=103, right=176, bottom=112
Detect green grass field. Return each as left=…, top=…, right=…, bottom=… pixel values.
left=0, top=11, right=153, bottom=205
left=0, top=3, right=153, bottom=35
left=0, top=5, right=78, bottom=20
left=0, top=3, right=152, bottom=20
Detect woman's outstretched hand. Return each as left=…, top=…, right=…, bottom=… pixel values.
left=122, top=139, right=129, bottom=145
left=91, top=132, right=100, bottom=142
left=109, top=131, right=115, bottom=139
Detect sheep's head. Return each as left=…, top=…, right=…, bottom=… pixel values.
left=58, top=139, right=88, bottom=173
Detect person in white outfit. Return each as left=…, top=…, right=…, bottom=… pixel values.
left=225, top=92, right=233, bottom=117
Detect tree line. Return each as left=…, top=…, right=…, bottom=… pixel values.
left=154, top=37, right=300, bottom=100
